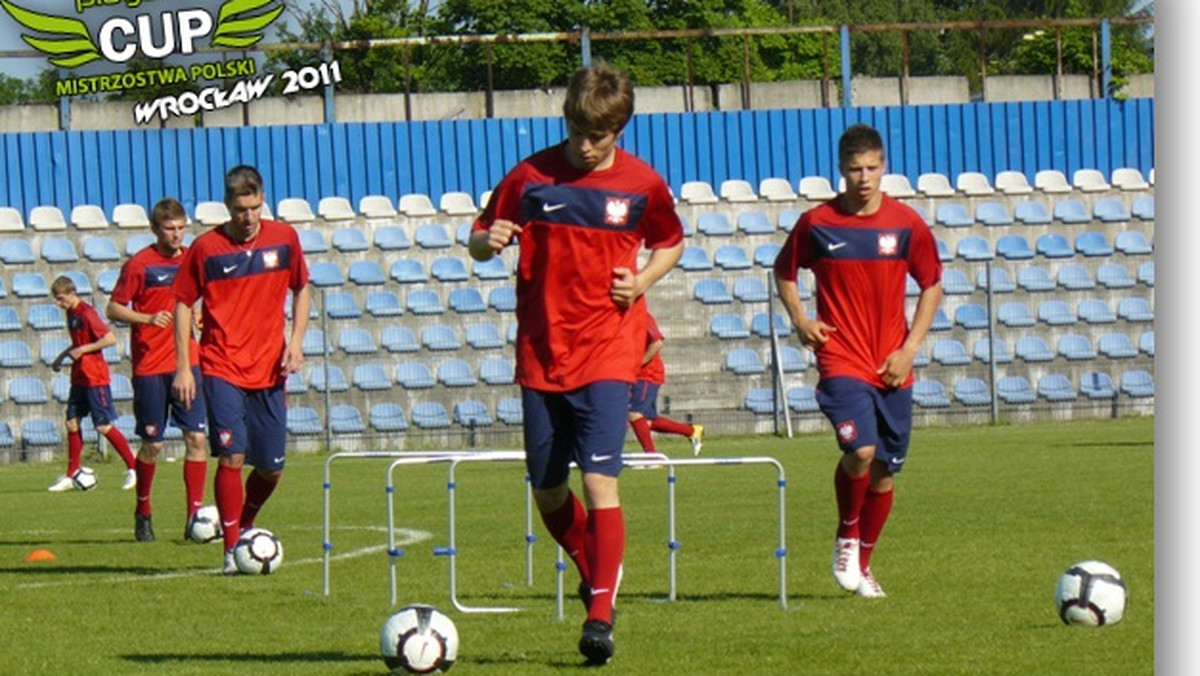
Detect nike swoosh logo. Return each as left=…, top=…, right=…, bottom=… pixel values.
left=590, top=453, right=614, bottom=463
left=222, top=520, right=238, bottom=529
left=222, top=264, right=238, bottom=274
left=828, top=242, right=847, bottom=251
left=272, top=456, right=285, bottom=464
left=155, top=274, right=169, bottom=281
left=544, top=203, right=567, bottom=213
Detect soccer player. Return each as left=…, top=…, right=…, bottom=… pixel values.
left=773, top=123, right=944, bottom=599
left=627, top=311, right=704, bottom=456
left=468, top=62, right=684, bottom=665
left=106, top=197, right=209, bottom=543
left=46, top=275, right=138, bottom=493
left=171, top=165, right=311, bottom=575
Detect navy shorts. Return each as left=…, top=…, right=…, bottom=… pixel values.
left=815, top=376, right=914, bottom=473
left=66, top=385, right=119, bottom=428
left=204, top=376, right=288, bottom=471
left=628, top=380, right=660, bottom=419
left=133, top=367, right=208, bottom=442
left=521, top=381, right=630, bottom=490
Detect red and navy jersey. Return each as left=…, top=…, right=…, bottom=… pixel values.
left=774, top=195, right=942, bottom=388
left=66, top=301, right=112, bottom=387
left=172, top=219, right=309, bottom=390
left=637, top=313, right=666, bottom=386
left=110, top=243, right=200, bottom=377
left=474, top=144, right=684, bottom=392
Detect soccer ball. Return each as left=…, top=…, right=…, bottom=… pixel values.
left=71, top=467, right=98, bottom=491
left=380, top=604, right=459, bottom=674
left=232, top=527, right=284, bottom=574
left=1054, top=560, right=1127, bottom=626
left=185, top=505, right=223, bottom=544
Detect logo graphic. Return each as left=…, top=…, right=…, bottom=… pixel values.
left=543, top=203, right=567, bottom=213
left=604, top=198, right=630, bottom=226
left=218, top=429, right=233, bottom=447
left=878, top=233, right=898, bottom=256
left=155, top=274, right=170, bottom=282
left=828, top=242, right=847, bottom=252
left=263, top=250, right=278, bottom=269
left=144, top=424, right=158, bottom=438
left=222, top=264, right=238, bottom=274
left=590, top=453, right=614, bottom=463
left=836, top=421, right=857, bottom=443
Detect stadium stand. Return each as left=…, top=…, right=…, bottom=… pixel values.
left=994, top=170, right=1034, bottom=194
left=454, top=400, right=494, bottom=428
left=1014, top=199, right=1053, bottom=225
left=496, top=398, right=524, bottom=425
left=996, top=375, right=1037, bottom=404
left=31, top=205, right=69, bottom=231
left=1119, top=370, right=1155, bottom=398
left=399, top=194, right=438, bottom=217
left=1080, top=372, right=1116, bottom=400
left=953, top=377, right=992, bottom=406
left=1034, top=169, right=1072, bottom=194
left=287, top=407, right=323, bottom=435
left=917, top=172, right=955, bottom=197
left=972, top=337, right=1014, bottom=364
left=719, top=179, right=758, bottom=203
left=369, top=403, right=409, bottom=432
left=913, top=380, right=951, bottom=408
left=1037, top=373, right=1078, bottom=401
left=758, top=177, right=798, bottom=201
left=1072, top=168, right=1111, bottom=192
left=411, top=401, right=452, bottom=429
left=697, top=212, right=735, bottom=237
left=725, top=348, right=766, bottom=376
left=1015, top=335, right=1055, bottom=362
left=1114, top=231, right=1152, bottom=256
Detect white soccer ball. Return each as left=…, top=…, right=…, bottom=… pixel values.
left=1055, top=560, right=1127, bottom=626
left=232, top=527, right=283, bottom=574
left=380, top=604, right=459, bottom=674
left=186, top=505, right=223, bottom=544
left=71, top=466, right=98, bottom=491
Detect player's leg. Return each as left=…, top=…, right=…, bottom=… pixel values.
left=238, top=383, right=287, bottom=531
left=627, top=381, right=657, bottom=453
left=649, top=415, right=704, bottom=455
left=131, top=373, right=172, bottom=541
left=204, top=376, right=250, bottom=572
left=49, top=402, right=84, bottom=492
left=172, top=367, right=210, bottom=524
left=855, top=386, right=912, bottom=598
left=90, top=385, right=138, bottom=479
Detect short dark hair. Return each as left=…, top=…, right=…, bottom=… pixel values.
left=562, top=62, right=635, bottom=136
left=838, top=123, right=885, bottom=166
left=50, top=275, right=76, bottom=296
left=224, top=165, right=264, bottom=204
left=150, top=197, right=187, bottom=229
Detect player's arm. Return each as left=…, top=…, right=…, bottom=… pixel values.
left=53, top=331, right=116, bottom=371
left=284, top=284, right=312, bottom=373
left=775, top=275, right=836, bottom=349
left=611, top=240, right=683, bottom=308
left=105, top=300, right=171, bottom=329
left=878, top=282, right=944, bottom=388
left=468, top=219, right=522, bottom=261
left=642, top=337, right=664, bottom=366
left=172, top=301, right=196, bottom=408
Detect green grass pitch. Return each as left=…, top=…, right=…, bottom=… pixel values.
left=0, top=417, right=1152, bottom=675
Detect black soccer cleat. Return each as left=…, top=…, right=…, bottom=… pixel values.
left=578, top=619, right=615, bottom=666
left=578, top=582, right=618, bottom=626
left=135, top=513, right=156, bottom=542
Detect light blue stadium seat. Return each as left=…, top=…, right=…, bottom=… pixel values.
left=996, top=234, right=1036, bottom=260
left=96, top=268, right=120, bottom=294
left=472, top=256, right=509, bottom=280
left=51, top=374, right=71, bottom=401
left=710, top=314, right=750, bottom=340
left=298, top=229, right=328, bottom=254
left=1015, top=335, right=1055, bottom=362
left=1037, top=299, right=1075, bottom=326
left=754, top=243, right=781, bottom=268
left=1119, top=369, right=1154, bottom=398
left=1096, top=263, right=1135, bottom=289
left=365, top=290, right=404, bottom=317
left=736, top=211, right=774, bottom=235
left=913, top=380, right=951, bottom=408
left=369, top=403, right=409, bottom=432
left=931, top=338, right=970, bottom=365
left=496, top=398, right=524, bottom=425
left=348, top=260, right=387, bottom=286
left=751, top=312, right=792, bottom=338
left=975, top=267, right=1015, bottom=293
left=0, top=277, right=6, bottom=298
left=10, top=376, right=49, bottom=404
left=0, top=306, right=19, bottom=332
left=935, top=202, right=973, bottom=227
left=1057, top=334, right=1097, bottom=361
left=465, top=322, right=505, bottom=350
left=407, top=289, right=445, bottom=315
left=287, top=407, right=323, bottom=435
left=421, top=324, right=461, bottom=351
left=724, top=348, right=766, bottom=375
left=309, top=261, right=345, bottom=288
left=111, top=374, right=133, bottom=401
left=489, top=286, right=516, bottom=313
left=1080, top=372, right=1116, bottom=400
left=415, top=224, right=453, bottom=249
left=714, top=245, right=753, bottom=271
left=479, top=357, right=515, bottom=385
left=324, top=292, right=362, bottom=320
left=1139, top=331, right=1154, bottom=357
left=338, top=327, right=377, bottom=354
left=448, top=288, right=487, bottom=314
left=102, top=343, right=120, bottom=364
left=678, top=246, right=714, bottom=272
left=693, top=278, right=733, bottom=305
left=1037, top=373, right=1078, bottom=401
left=352, top=363, right=391, bottom=391
left=696, top=212, right=735, bottom=236
left=1074, top=231, right=1113, bottom=258
left=27, top=304, right=65, bottom=331
left=975, top=201, right=1014, bottom=226
left=437, top=358, right=477, bottom=387
left=777, top=208, right=801, bottom=232
left=954, top=377, right=992, bottom=406
left=1097, top=333, right=1137, bottom=359
left=0, top=421, right=13, bottom=448
left=411, top=401, right=452, bottom=429
left=785, top=386, right=819, bottom=413
left=1052, top=199, right=1091, bottom=224
left=1114, top=230, right=1152, bottom=255
left=301, top=328, right=331, bottom=356
left=331, top=226, right=370, bottom=253
left=309, top=365, right=349, bottom=393
left=776, top=345, right=807, bottom=373
left=744, top=387, right=776, bottom=415
left=1016, top=265, right=1055, bottom=292
left=1136, top=261, right=1154, bottom=287
left=996, top=375, right=1036, bottom=404
left=1130, top=196, right=1154, bottom=221
left=13, top=272, right=49, bottom=298
left=930, top=307, right=952, bottom=332
left=373, top=225, right=412, bottom=251
left=454, top=400, right=493, bottom=427
left=936, top=239, right=953, bottom=262
left=941, top=269, right=973, bottom=295
left=1092, top=197, right=1131, bottom=223
left=1117, top=296, right=1154, bottom=322
left=286, top=371, right=307, bottom=394
left=1077, top=298, right=1117, bottom=325
left=910, top=203, right=932, bottom=225
left=956, top=235, right=993, bottom=261
left=431, top=257, right=470, bottom=282
left=22, top=418, right=62, bottom=446
left=1056, top=264, right=1095, bottom=291
left=381, top=325, right=419, bottom=353
left=732, top=276, right=770, bottom=303
left=61, top=270, right=93, bottom=296
left=40, top=236, right=79, bottom=263
left=1036, top=233, right=1073, bottom=258
left=1014, top=200, right=1052, bottom=225
left=455, top=223, right=472, bottom=246
left=396, top=361, right=436, bottom=389
left=954, top=303, right=988, bottom=330
left=390, top=259, right=428, bottom=284
left=972, top=337, right=1014, bottom=364
left=0, top=238, right=36, bottom=264
left=329, top=404, right=366, bottom=434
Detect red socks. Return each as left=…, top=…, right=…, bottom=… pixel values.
left=66, top=429, right=83, bottom=475
left=629, top=417, right=656, bottom=452
left=834, top=463, right=870, bottom=540
left=540, top=492, right=591, bottom=584
left=585, top=506, right=625, bottom=625
left=858, top=487, right=894, bottom=571
left=103, top=427, right=137, bottom=469
left=215, top=465, right=244, bottom=551
left=650, top=417, right=693, bottom=437
left=135, top=459, right=156, bottom=517
left=240, top=470, right=279, bottom=531
left=184, top=460, right=208, bottom=519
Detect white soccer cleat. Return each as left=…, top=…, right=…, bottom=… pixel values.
left=832, top=538, right=861, bottom=591
left=690, top=424, right=704, bottom=456
left=856, top=568, right=886, bottom=598
left=223, top=549, right=240, bottom=576
left=47, top=475, right=75, bottom=492
left=121, top=468, right=137, bottom=491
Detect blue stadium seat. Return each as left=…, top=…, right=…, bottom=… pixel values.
left=972, top=337, right=1014, bottom=364
left=12, top=272, right=49, bottom=298
left=96, top=268, right=120, bottom=294
left=1037, top=373, right=1077, bottom=402
left=309, top=261, right=345, bottom=287
left=1114, top=230, right=1152, bottom=255
left=126, top=233, right=158, bottom=257
left=61, top=270, right=93, bottom=296
left=365, top=290, right=404, bottom=317
left=287, top=407, right=323, bottom=435
left=437, top=358, right=477, bottom=387
left=407, top=289, right=445, bottom=315
left=777, top=208, right=801, bottom=232
left=0, top=238, right=35, bottom=264
left=724, top=348, right=766, bottom=375
left=956, top=235, right=993, bottom=261
left=102, top=343, right=120, bottom=364
left=22, top=418, right=62, bottom=446
left=395, top=361, right=436, bottom=389
left=309, top=365, right=349, bottom=393
left=348, top=260, right=387, bottom=286
left=1035, top=233, right=1073, bottom=258
left=751, top=312, right=792, bottom=338
left=1092, top=197, right=1131, bottom=223
left=1119, top=369, right=1155, bottom=398
left=996, top=234, right=1036, bottom=260
left=40, top=236, right=79, bottom=263
left=1077, top=298, right=1117, bottom=325
left=732, top=276, right=770, bottom=303
left=479, top=357, right=515, bottom=385
left=286, top=371, right=307, bottom=394
left=710, top=314, right=750, bottom=340
left=465, top=322, right=505, bottom=350
left=1057, top=334, right=1097, bottom=361
left=9, top=376, right=49, bottom=404
left=996, top=375, right=1036, bottom=404
left=455, top=223, right=472, bottom=246
left=744, top=388, right=776, bottom=415
left=1117, top=296, right=1154, bottom=322
left=1097, top=333, right=1138, bottom=359
left=941, top=269, right=973, bottom=295
left=913, top=380, right=951, bottom=408
left=1130, top=196, right=1154, bottom=221
left=324, top=292, right=362, bottom=320
left=329, top=404, right=367, bottom=434
left=472, top=256, right=509, bottom=280
left=488, top=286, right=516, bottom=312
left=111, top=373, right=134, bottom=401
left=1139, top=330, right=1154, bottom=357
left=975, top=267, right=1015, bottom=294
left=373, top=225, right=412, bottom=251
left=930, top=307, right=952, bottom=332
left=776, top=345, right=807, bottom=373
left=1015, top=336, right=1055, bottom=362
left=678, top=246, right=714, bottom=272
left=431, top=257, right=470, bottom=282
left=0, top=421, right=13, bottom=447
left=931, top=338, right=970, bottom=366
left=1074, top=231, right=1113, bottom=258
left=369, top=403, right=409, bottom=432
left=1037, top=299, right=1075, bottom=326
left=753, top=243, right=781, bottom=268
left=338, top=327, right=377, bottom=354
left=27, top=304, right=65, bottom=331
left=935, top=202, right=973, bottom=227
left=421, top=324, right=461, bottom=350
left=954, top=377, right=992, bottom=406
left=496, top=398, right=524, bottom=425
left=975, top=201, right=1014, bottom=226
left=1014, top=200, right=1052, bottom=225
left=1096, top=263, right=1135, bottom=289
left=696, top=212, right=735, bottom=236
left=1052, top=199, right=1091, bottom=224
left=331, top=226, right=370, bottom=253
left=936, top=238, right=953, bottom=262
left=454, top=400, right=493, bottom=427
left=1136, top=261, right=1154, bottom=287
left=1080, top=372, right=1116, bottom=400
left=301, top=328, right=331, bottom=357
left=448, top=288, right=487, bottom=314
left=785, top=386, right=819, bottom=413
left=953, top=303, right=988, bottom=330
left=693, top=278, right=733, bottom=305
left=736, top=211, right=774, bottom=235
left=0, top=306, right=19, bottom=332
left=352, top=363, right=392, bottom=391
left=910, top=203, right=932, bottom=225
left=714, top=245, right=753, bottom=271
left=1016, top=265, right=1055, bottom=292
left=1056, top=264, right=1095, bottom=291
left=390, top=259, right=428, bottom=284
left=297, top=229, right=328, bottom=254
left=415, top=224, right=453, bottom=249
left=411, top=401, right=452, bottom=428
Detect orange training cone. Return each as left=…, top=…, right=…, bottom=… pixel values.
left=25, top=549, right=57, bottom=562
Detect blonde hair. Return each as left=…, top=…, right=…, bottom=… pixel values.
left=50, top=275, right=76, bottom=296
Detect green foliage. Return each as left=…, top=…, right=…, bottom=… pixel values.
left=0, top=69, right=57, bottom=105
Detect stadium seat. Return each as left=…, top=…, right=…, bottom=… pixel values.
left=1110, top=167, right=1149, bottom=191
left=331, top=226, right=370, bottom=252
left=369, top=403, right=409, bottom=432
left=976, top=267, right=1015, bottom=294
left=1015, top=336, right=1054, bottom=362
left=50, top=372, right=70, bottom=400
left=798, top=176, right=837, bottom=201
left=62, top=269, right=93, bottom=296
left=714, top=245, right=753, bottom=270
left=696, top=212, right=735, bottom=236
left=328, top=404, right=366, bottom=434
left=414, top=224, right=453, bottom=249
left=754, top=242, right=782, bottom=269
left=109, top=373, right=134, bottom=401
left=911, top=203, right=932, bottom=225
left=1119, top=370, right=1155, bottom=398
left=1057, top=264, right=1095, bottom=291
left=352, top=363, right=392, bottom=391
left=193, top=201, right=230, bottom=226
left=82, top=236, right=122, bottom=263
left=1114, top=231, right=1152, bottom=256
left=1074, top=232, right=1113, bottom=258
left=103, top=343, right=120, bottom=364
left=40, top=236, right=80, bottom=264
left=437, top=358, right=477, bottom=387
left=286, top=407, right=323, bottom=435
left=1016, top=265, right=1055, bottom=293
left=298, top=228, right=329, bottom=254
left=465, top=322, right=505, bottom=350
left=0, top=238, right=36, bottom=264
left=411, top=401, right=452, bottom=429
left=941, top=269, right=973, bottom=295
left=751, top=312, right=791, bottom=338
left=936, top=239, right=953, bottom=262
left=309, top=261, right=345, bottom=288
left=880, top=174, right=916, bottom=198
left=720, top=179, right=758, bottom=203
left=27, top=304, right=65, bottom=331
left=381, top=325, right=420, bottom=353
left=30, top=205, right=69, bottom=230
left=1037, top=373, right=1078, bottom=401
left=1116, top=297, right=1154, bottom=322
left=913, top=380, right=951, bottom=408
left=956, top=235, right=993, bottom=261
left=680, top=180, right=719, bottom=204
left=1077, top=298, right=1117, bottom=325
left=342, top=262, right=386, bottom=288
left=1034, top=169, right=1072, bottom=194
left=1013, top=200, right=1052, bottom=225
left=724, top=348, right=766, bottom=375
left=935, top=202, right=973, bottom=228
left=678, top=246, right=714, bottom=272
left=488, top=286, right=516, bottom=312
left=1091, top=198, right=1131, bottom=224
left=995, top=171, right=1034, bottom=195
left=337, top=327, right=377, bottom=354
left=1130, top=196, right=1154, bottom=221
left=710, top=314, right=750, bottom=340
left=996, top=375, right=1037, bottom=404
left=373, top=225, right=412, bottom=251
left=496, top=398, right=524, bottom=425
left=1097, top=333, right=1138, bottom=359
left=9, top=376, right=49, bottom=404
left=323, top=292, right=362, bottom=321
left=0, top=276, right=7, bottom=298
left=276, top=198, right=316, bottom=223
left=775, top=208, right=801, bottom=233
left=972, top=337, right=1014, bottom=364
left=1080, top=372, right=1117, bottom=400
left=449, top=288, right=487, bottom=314
left=317, top=197, right=357, bottom=222
left=1057, top=334, right=1097, bottom=361
left=0, top=206, right=25, bottom=231
left=92, top=268, right=117, bottom=294
left=1139, top=331, right=1154, bottom=357
left=431, top=257, right=470, bottom=282
left=1035, top=233, right=1073, bottom=259
left=758, top=177, right=798, bottom=201
left=12, top=272, right=49, bottom=298
left=407, top=289, right=445, bottom=315
left=1072, top=169, right=1111, bottom=192
left=301, top=328, right=331, bottom=357
left=21, top=418, right=62, bottom=446
left=472, top=256, right=509, bottom=280
left=389, top=259, right=428, bottom=285
left=1136, top=261, right=1154, bottom=287
left=39, top=336, right=69, bottom=366
left=0, top=306, right=19, bottom=332
left=925, top=307, right=950, bottom=332
left=735, top=211, right=774, bottom=236
left=309, top=365, right=349, bottom=393
left=399, top=194, right=438, bottom=218
left=917, top=172, right=955, bottom=197
left=479, top=357, right=515, bottom=385
left=422, top=324, right=461, bottom=351
left=975, top=201, right=1014, bottom=227
left=785, top=386, right=819, bottom=413
left=0, top=421, right=14, bottom=447
left=454, top=400, right=494, bottom=428
left=931, top=339, right=970, bottom=366
left=732, top=276, right=770, bottom=303
left=359, top=194, right=398, bottom=219
left=396, top=361, right=436, bottom=389
left=1096, top=263, right=1135, bottom=290
left=438, top=191, right=478, bottom=216
left=775, top=345, right=807, bottom=373
left=953, top=303, right=989, bottom=330
left=996, top=234, right=1036, bottom=261
left=1052, top=199, right=1091, bottom=225
left=693, top=279, right=733, bottom=305
left=954, top=377, right=992, bottom=406
left=1037, top=299, right=1075, bottom=326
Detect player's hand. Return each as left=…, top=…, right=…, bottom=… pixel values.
left=283, top=342, right=305, bottom=374
left=610, top=267, right=641, bottom=307
left=797, top=318, right=836, bottom=349
left=877, top=347, right=916, bottom=389
left=173, top=369, right=196, bottom=409
left=51, top=356, right=64, bottom=372
left=148, top=310, right=173, bottom=328
left=486, top=220, right=522, bottom=253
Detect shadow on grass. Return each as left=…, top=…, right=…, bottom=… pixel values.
left=123, top=651, right=379, bottom=666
